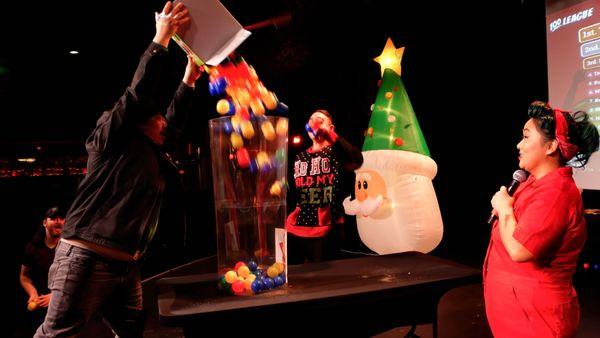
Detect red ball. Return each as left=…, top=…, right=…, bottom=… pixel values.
left=238, top=106, right=250, bottom=120
left=235, top=261, right=246, bottom=271
left=232, top=280, right=245, bottom=294
left=394, top=138, right=404, bottom=146
left=583, top=263, right=590, bottom=270
left=236, top=148, right=250, bottom=168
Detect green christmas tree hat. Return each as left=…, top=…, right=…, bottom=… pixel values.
left=363, top=38, right=430, bottom=157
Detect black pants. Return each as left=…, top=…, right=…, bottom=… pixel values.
left=288, top=227, right=341, bottom=264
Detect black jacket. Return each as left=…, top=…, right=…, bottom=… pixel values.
left=61, top=42, right=194, bottom=255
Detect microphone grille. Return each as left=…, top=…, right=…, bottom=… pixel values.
left=512, top=169, right=528, bottom=182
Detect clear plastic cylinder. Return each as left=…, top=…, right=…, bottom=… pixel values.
left=209, top=116, right=288, bottom=295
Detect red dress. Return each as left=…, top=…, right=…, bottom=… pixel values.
left=483, top=167, right=586, bottom=338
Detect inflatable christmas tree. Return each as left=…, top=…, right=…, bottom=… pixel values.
left=343, top=38, right=443, bottom=254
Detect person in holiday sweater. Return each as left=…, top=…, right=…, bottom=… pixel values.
left=286, top=109, right=363, bottom=264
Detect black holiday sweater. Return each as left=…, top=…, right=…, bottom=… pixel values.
left=286, top=135, right=363, bottom=237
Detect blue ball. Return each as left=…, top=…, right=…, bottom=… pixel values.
left=264, top=277, right=275, bottom=289
left=276, top=102, right=289, bottom=114
left=279, top=274, right=286, bottom=284
left=274, top=276, right=284, bottom=287
left=249, top=160, right=258, bottom=174
left=227, top=101, right=236, bottom=115
left=216, top=77, right=227, bottom=89
left=208, top=83, right=220, bottom=96
left=257, top=279, right=266, bottom=291
left=247, top=260, right=258, bottom=272
left=223, top=121, right=233, bottom=134
left=251, top=280, right=261, bottom=293
left=305, top=123, right=317, bottom=137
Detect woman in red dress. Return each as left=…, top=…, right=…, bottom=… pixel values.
left=484, top=101, right=599, bottom=337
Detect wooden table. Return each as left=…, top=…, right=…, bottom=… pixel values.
left=157, top=252, right=481, bottom=337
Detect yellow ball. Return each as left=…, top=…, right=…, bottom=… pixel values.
left=267, top=266, right=279, bottom=278
left=262, top=92, right=278, bottom=110
left=261, top=121, right=276, bottom=141
left=256, top=151, right=270, bottom=168
left=246, top=274, right=257, bottom=282
left=241, top=120, right=255, bottom=139
left=225, top=270, right=237, bottom=284
left=27, top=301, right=38, bottom=311
left=250, top=99, right=265, bottom=116
left=385, top=92, right=393, bottom=99
left=276, top=118, right=288, bottom=136
left=244, top=278, right=254, bottom=292
left=231, top=115, right=241, bottom=132
left=270, top=181, right=282, bottom=196
left=216, top=99, right=230, bottom=115
left=237, top=265, right=251, bottom=278
left=273, top=262, right=285, bottom=274
left=230, top=132, right=243, bottom=150
left=237, top=89, right=252, bottom=106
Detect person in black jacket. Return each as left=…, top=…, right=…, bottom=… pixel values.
left=286, top=109, right=363, bottom=264
left=35, top=2, right=201, bottom=337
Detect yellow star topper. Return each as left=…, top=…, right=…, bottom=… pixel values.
left=374, top=38, right=404, bottom=77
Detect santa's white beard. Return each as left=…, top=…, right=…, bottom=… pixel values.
left=355, top=150, right=444, bottom=255
left=343, top=195, right=384, bottom=217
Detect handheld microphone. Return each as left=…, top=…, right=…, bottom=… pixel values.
left=487, top=169, right=528, bottom=225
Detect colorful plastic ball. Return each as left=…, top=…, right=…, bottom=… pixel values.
left=237, top=89, right=252, bottom=106
left=256, top=151, right=270, bottom=169
left=270, top=181, right=282, bottom=197
left=248, top=159, right=258, bottom=174
left=244, top=278, right=254, bottom=292
left=216, top=99, right=230, bottom=115
left=279, top=274, right=286, bottom=284
left=241, top=120, right=255, bottom=139
left=263, top=277, right=275, bottom=289
left=276, top=102, right=289, bottom=113
left=261, top=121, right=276, bottom=141
left=235, top=262, right=246, bottom=270
left=232, top=280, right=245, bottom=294
left=273, top=262, right=285, bottom=274
left=27, top=301, right=38, bottom=311
left=238, top=106, right=250, bottom=120
left=230, top=115, right=242, bottom=133
left=237, top=265, right=251, bottom=278
left=275, top=149, right=286, bottom=166
left=385, top=91, right=393, bottom=99
left=208, top=78, right=227, bottom=96
left=208, top=82, right=219, bottom=96
left=262, top=92, right=278, bottom=110
left=394, top=137, right=404, bottom=146
left=251, top=280, right=262, bottom=293
left=274, top=276, right=284, bottom=287
left=250, top=99, right=265, bottom=116
left=246, top=273, right=257, bottom=282
left=254, top=268, right=264, bottom=277
left=267, top=266, right=279, bottom=278
left=220, top=279, right=232, bottom=293
left=305, top=123, right=316, bottom=137
left=236, top=148, right=251, bottom=169
left=230, top=132, right=243, bottom=150
left=276, top=118, right=288, bottom=136
left=223, top=121, right=233, bottom=134
left=225, top=270, right=238, bottom=284
left=247, top=260, right=258, bottom=271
